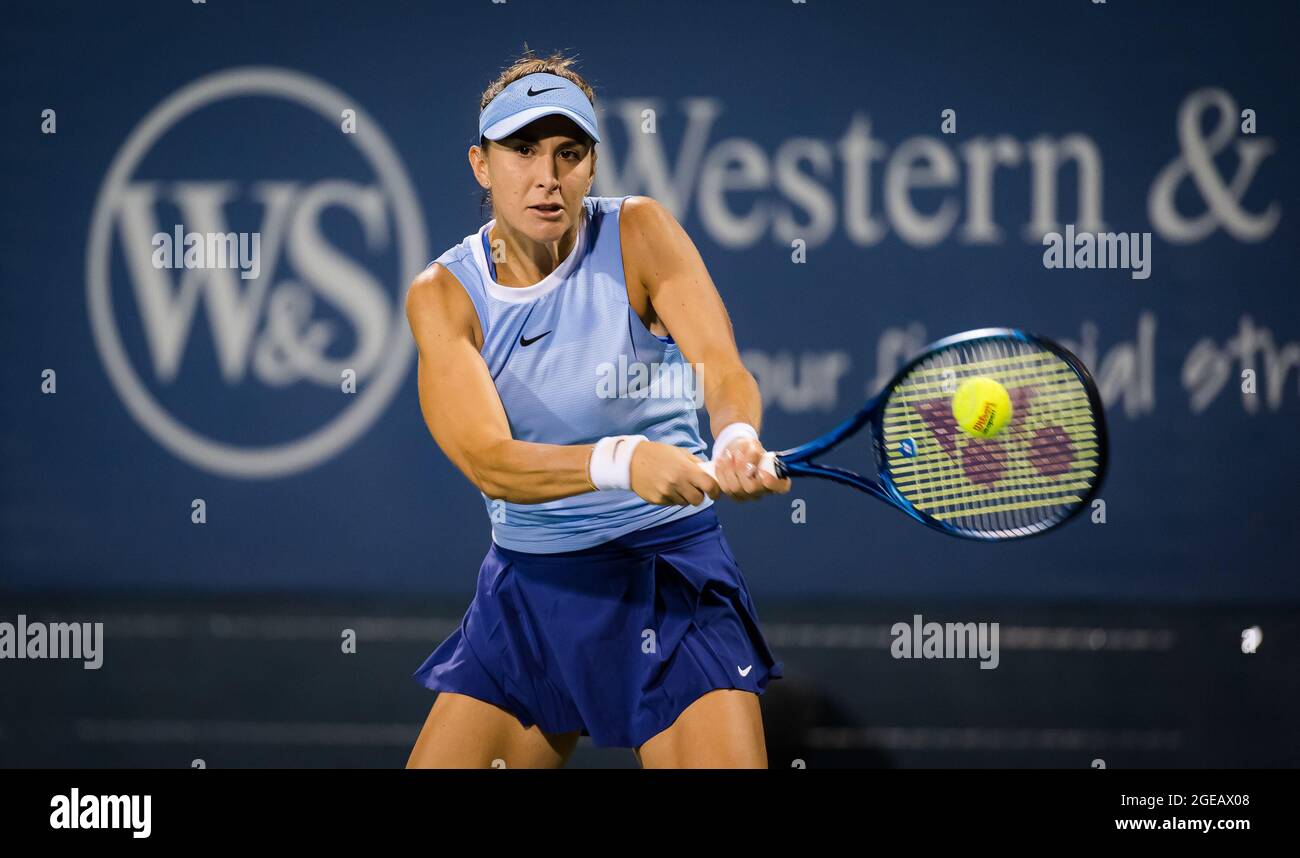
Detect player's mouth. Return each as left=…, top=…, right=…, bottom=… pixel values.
left=529, top=203, right=564, bottom=220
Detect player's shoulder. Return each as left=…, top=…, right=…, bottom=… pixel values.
left=409, top=221, right=481, bottom=307
left=409, top=259, right=456, bottom=297
left=617, top=195, right=682, bottom=262
left=618, top=194, right=676, bottom=231
left=406, top=261, right=480, bottom=344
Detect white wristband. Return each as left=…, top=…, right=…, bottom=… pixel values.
left=589, top=435, right=648, bottom=491
left=711, top=422, right=759, bottom=462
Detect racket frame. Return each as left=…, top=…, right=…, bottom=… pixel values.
left=768, top=327, right=1109, bottom=541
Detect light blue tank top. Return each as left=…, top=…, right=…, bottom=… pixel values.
left=430, top=195, right=713, bottom=553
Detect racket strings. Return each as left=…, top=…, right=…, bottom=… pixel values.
left=880, top=336, right=1101, bottom=538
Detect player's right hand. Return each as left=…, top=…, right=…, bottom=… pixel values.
left=629, top=441, right=721, bottom=506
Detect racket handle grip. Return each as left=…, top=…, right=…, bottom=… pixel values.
left=699, top=451, right=778, bottom=480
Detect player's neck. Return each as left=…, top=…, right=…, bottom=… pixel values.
left=489, top=220, right=577, bottom=287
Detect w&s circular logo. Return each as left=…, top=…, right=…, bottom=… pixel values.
left=86, top=66, right=426, bottom=478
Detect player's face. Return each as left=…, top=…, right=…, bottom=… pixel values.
left=484, top=115, right=595, bottom=243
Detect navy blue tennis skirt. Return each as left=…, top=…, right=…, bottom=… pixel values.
left=412, top=505, right=784, bottom=749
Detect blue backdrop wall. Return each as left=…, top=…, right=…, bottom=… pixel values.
left=2, top=0, right=1296, bottom=601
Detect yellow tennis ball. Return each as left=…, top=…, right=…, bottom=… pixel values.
left=952, top=376, right=1013, bottom=438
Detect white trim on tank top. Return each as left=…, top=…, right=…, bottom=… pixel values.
left=469, top=203, right=589, bottom=304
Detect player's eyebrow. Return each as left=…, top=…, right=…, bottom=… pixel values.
left=503, top=133, right=587, bottom=147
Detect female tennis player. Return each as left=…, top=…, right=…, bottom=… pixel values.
left=405, top=50, right=790, bottom=769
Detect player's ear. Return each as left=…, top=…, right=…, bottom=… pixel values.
left=469, top=143, right=491, bottom=190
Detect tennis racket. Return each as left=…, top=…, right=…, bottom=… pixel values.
left=700, top=328, right=1108, bottom=540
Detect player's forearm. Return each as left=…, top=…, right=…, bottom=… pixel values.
left=703, top=365, right=764, bottom=442
left=474, top=439, right=596, bottom=504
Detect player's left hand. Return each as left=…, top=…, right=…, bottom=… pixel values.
left=713, top=437, right=792, bottom=501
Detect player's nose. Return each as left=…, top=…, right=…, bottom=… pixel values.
left=534, top=155, right=560, bottom=187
